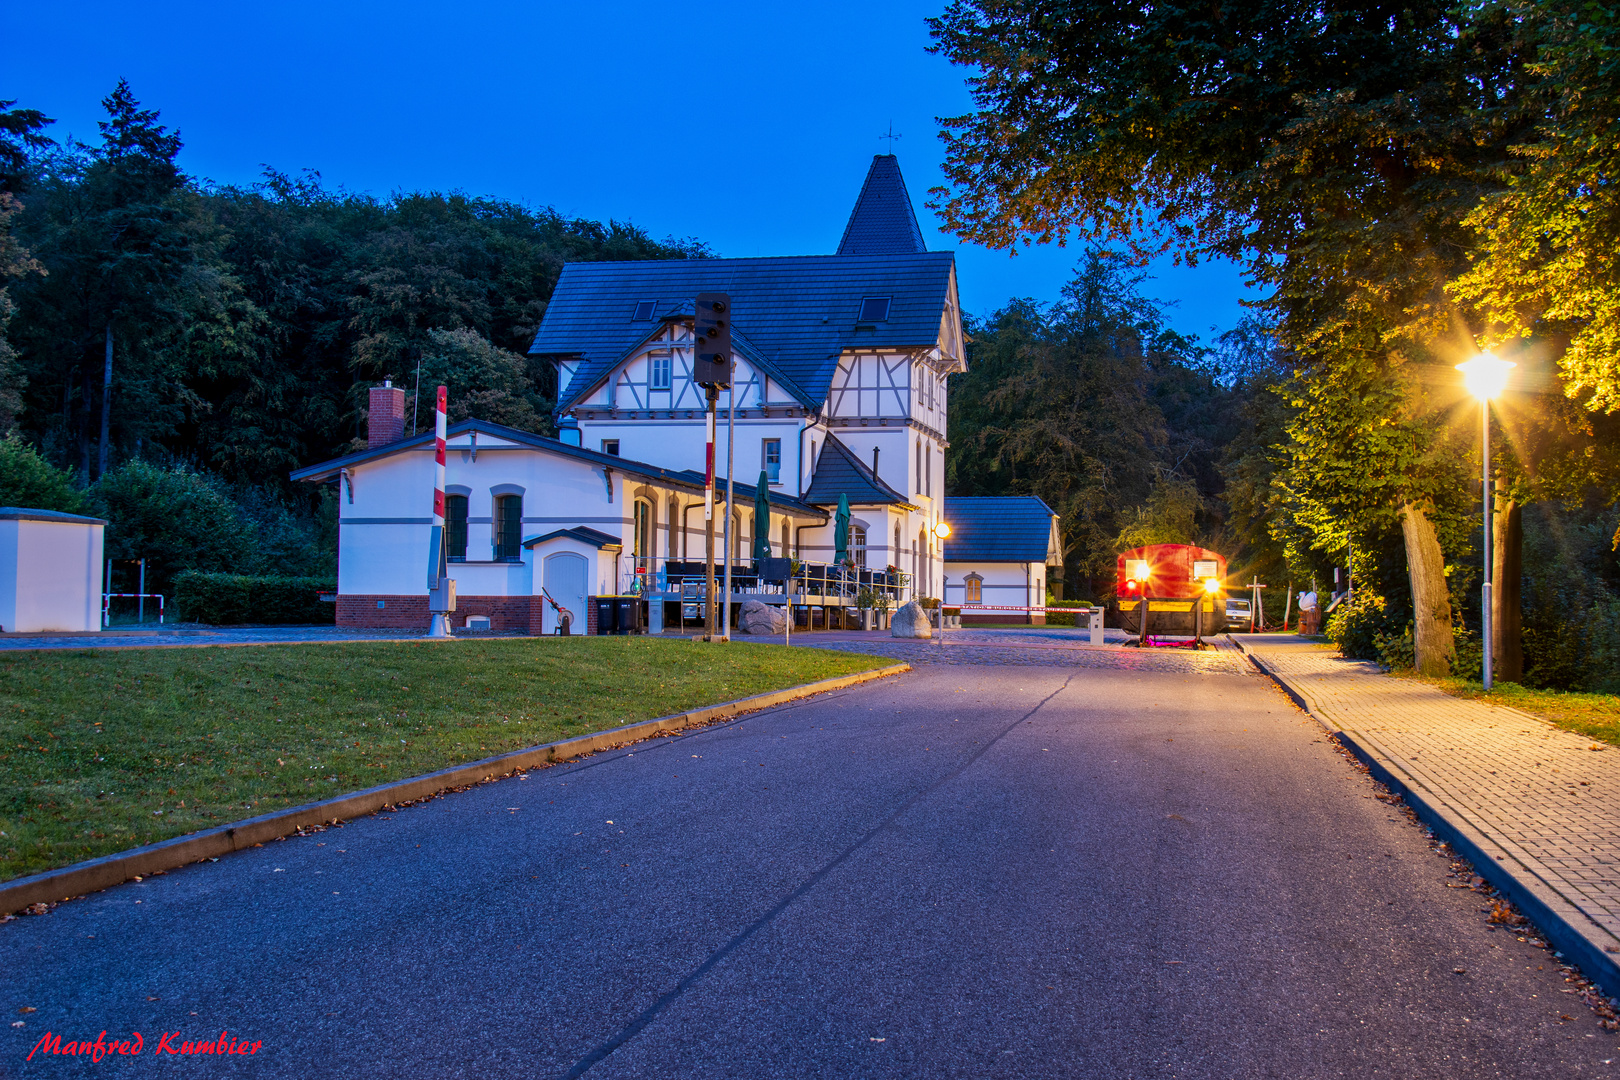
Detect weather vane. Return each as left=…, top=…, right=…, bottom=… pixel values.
left=879, top=121, right=903, bottom=152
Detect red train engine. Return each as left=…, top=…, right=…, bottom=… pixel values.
left=1114, top=544, right=1227, bottom=642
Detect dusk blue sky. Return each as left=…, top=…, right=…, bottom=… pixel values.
left=10, top=0, right=1258, bottom=341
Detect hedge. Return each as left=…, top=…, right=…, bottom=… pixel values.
left=173, top=572, right=337, bottom=625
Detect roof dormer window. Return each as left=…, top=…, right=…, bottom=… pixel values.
left=858, top=296, right=892, bottom=323
left=633, top=300, right=658, bottom=322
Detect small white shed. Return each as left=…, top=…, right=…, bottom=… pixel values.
left=0, top=507, right=107, bottom=633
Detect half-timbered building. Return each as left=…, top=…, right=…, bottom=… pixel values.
left=295, top=155, right=1055, bottom=632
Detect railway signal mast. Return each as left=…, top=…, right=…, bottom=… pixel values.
left=693, top=293, right=733, bottom=642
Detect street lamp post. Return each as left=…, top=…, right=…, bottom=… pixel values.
left=932, top=521, right=952, bottom=630
left=1455, top=353, right=1516, bottom=690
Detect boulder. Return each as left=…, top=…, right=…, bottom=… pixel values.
left=737, top=599, right=786, bottom=635
left=890, top=599, right=933, bottom=639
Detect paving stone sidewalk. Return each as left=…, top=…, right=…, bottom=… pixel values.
left=1237, top=633, right=1620, bottom=993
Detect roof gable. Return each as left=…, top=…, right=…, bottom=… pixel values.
left=290, top=418, right=826, bottom=517
left=837, top=155, right=927, bottom=256
left=802, top=433, right=910, bottom=507
left=942, top=496, right=1061, bottom=564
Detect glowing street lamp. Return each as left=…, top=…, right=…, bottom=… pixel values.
left=932, top=521, right=952, bottom=540
left=1455, top=352, right=1516, bottom=690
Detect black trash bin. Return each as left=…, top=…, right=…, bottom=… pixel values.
left=592, top=596, right=617, bottom=635
left=614, top=596, right=644, bottom=635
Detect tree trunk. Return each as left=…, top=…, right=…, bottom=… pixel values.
left=1399, top=501, right=1456, bottom=676
left=1493, top=477, right=1524, bottom=683
left=79, top=369, right=92, bottom=483
left=97, top=323, right=113, bottom=479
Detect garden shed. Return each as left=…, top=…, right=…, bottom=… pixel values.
left=0, top=507, right=106, bottom=633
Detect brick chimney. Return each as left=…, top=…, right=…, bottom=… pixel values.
left=368, top=380, right=407, bottom=448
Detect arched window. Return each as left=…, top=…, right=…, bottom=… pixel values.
left=849, top=525, right=867, bottom=568
left=918, top=529, right=928, bottom=594
left=964, top=573, right=983, bottom=605
left=445, top=494, right=468, bottom=560
left=780, top=521, right=789, bottom=558
left=893, top=522, right=901, bottom=567
left=494, top=495, right=523, bottom=561
left=633, top=499, right=653, bottom=570
left=668, top=496, right=680, bottom=560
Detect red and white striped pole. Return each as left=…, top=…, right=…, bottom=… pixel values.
left=427, top=385, right=452, bottom=637
left=433, top=385, right=447, bottom=530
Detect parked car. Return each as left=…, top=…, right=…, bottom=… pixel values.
left=1225, top=597, right=1252, bottom=631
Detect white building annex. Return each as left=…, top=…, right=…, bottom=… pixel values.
left=293, top=155, right=1058, bottom=633
left=940, top=497, right=1062, bottom=626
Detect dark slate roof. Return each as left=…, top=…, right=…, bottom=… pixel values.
left=289, top=418, right=822, bottom=517
left=522, top=526, right=620, bottom=550
left=0, top=507, right=106, bottom=525
left=837, top=155, right=927, bottom=256
left=942, top=497, right=1060, bottom=563
left=530, top=253, right=956, bottom=412
left=801, top=434, right=910, bottom=507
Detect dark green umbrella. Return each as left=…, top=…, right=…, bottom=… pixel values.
left=834, top=493, right=851, bottom=565
left=752, top=471, right=771, bottom=562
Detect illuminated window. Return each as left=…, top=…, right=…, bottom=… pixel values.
left=633, top=500, right=653, bottom=562
left=964, top=573, right=983, bottom=605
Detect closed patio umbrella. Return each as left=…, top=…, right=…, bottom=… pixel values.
left=834, top=494, right=850, bottom=566
left=752, top=471, right=771, bottom=563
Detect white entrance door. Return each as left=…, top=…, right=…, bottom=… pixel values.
left=542, top=552, right=588, bottom=634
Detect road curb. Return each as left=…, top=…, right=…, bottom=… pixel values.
left=1228, top=636, right=1620, bottom=1000
left=0, top=661, right=910, bottom=916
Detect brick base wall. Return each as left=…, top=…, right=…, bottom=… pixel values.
left=337, top=595, right=557, bottom=634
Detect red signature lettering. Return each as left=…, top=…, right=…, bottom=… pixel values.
left=27, top=1029, right=261, bottom=1060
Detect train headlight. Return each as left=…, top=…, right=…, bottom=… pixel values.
left=1203, top=577, right=1221, bottom=594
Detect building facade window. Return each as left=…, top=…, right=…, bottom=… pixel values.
left=494, top=495, right=523, bottom=561
left=602, top=439, right=620, bottom=456
left=649, top=355, right=672, bottom=390
left=781, top=522, right=790, bottom=557
left=849, top=525, right=867, bottom=568
left=763, top=438, right=781, bottom=483
left=633, top=499, right=653, bottom=569
left=445, top=494, right=468, bottom=560
left=964, top=573, right=983, bottom=605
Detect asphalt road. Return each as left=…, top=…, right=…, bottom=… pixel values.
left=4, top=654, right=1617, bottom=1078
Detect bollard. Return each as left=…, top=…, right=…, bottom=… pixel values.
left=1089, top=607, right=1104, bottom=646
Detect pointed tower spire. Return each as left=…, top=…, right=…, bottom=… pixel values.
left=836, top=155, right=927, bottom=256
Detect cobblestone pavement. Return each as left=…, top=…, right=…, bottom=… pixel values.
left=795, top=627, right=1256, bottom=676
left=1240, top=634, right=1620, bottom=965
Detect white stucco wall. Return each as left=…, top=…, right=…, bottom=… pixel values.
left=335, top=433, right=624, bottom=598
left=943, top=561, right=1045, bottom=620
left=0, top=515, right=105, bottom=633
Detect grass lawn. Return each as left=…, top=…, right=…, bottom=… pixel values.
left=1405, top=673, right=1620, bottom=749
left=0, top=637, right=893, bottom=882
